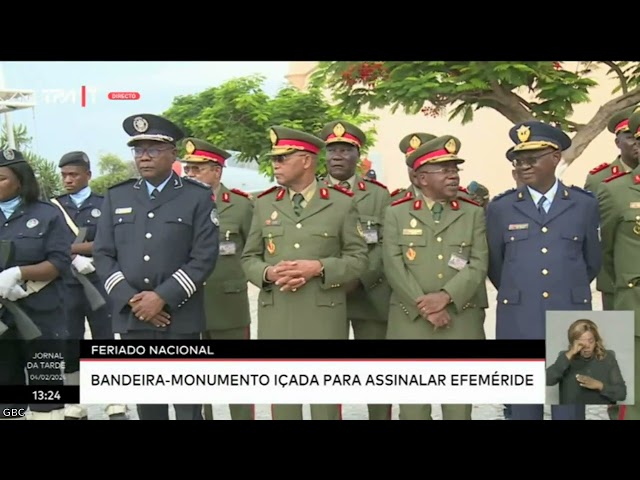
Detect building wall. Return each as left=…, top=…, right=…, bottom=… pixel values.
left=286, top=62, right=622, bottom=196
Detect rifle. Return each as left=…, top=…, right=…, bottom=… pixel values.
left=71, top=227, right=106, bottom=311
left=0, top=240, right=42, bottom=341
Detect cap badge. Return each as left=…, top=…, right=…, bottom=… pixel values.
left=409, top=135, right=421, bottom=150
left=269, top=129, right=278, bottom=145
left=333, top=123, right=346, bottom=137
left=185, top=140, right=196, bottom=154
left=444, top=138, right=457, bottom=154
left=517, top=125, right=531, bottom=143
left=3, top=149, right=15, bottom=161
left=133, top=117, right=149, bottom=133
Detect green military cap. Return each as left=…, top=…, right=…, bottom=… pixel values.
left=398, top=132, right=437, bottom=157
left=183, top=137, right=231, bottom=167
left=267, top=125, right=325, bottom=156
left=607, top=105, right=640, bottom=134
left=0, top=147, right=26, bottom=167
left=405, top=135, right=464, bottom=171
left=319, top=120, right=366, bottom=149
left=628, top=109, right=640, bottom=139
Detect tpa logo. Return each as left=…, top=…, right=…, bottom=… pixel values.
left=40, top=86, right=99, bottom=107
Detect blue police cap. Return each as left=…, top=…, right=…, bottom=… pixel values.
left=505, top=146, right=515, bottom=162
left=0, top=147, right=26, bottom=167
left=123, top=113, right=184, bottom=147
left=508, top=120, right=571, bottom=154
left=59, top=151, right=90, bottom=168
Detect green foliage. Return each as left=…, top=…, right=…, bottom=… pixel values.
left=163, top=75, right=378, bottom=180
left=89, top=153, right=137, bottom=195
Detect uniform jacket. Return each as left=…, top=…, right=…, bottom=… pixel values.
left=93, top=173, right=219, bottom=334
left=486, top=181, right=602, bottom=340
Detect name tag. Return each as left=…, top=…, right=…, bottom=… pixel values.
left=219, top=241, right=237, bottom=256
left=508, top=223, right=529, bottom=230
left=402, top=228, right=423, bottom=236
left=448, top=253, right=468, bottom=271
left=364, top=229, right=379, bottom=244
left=630, top=202, right=640, bottom=209
left=115, top=207, right=133, bottom=214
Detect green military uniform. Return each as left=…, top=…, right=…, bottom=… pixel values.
left=241, top=126, right=369, bottom=420
left=382, top=135, right=489, bottom=421
left=320, top=120, right=392, bottom=420
left=584, top=106, right=639, bottom=313
left=182, top=138, right=255, bottom=420
left=596, top=110, right=640, bottom=421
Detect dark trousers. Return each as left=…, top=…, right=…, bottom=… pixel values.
left=509, top=404, right=585, bottom=420
left=64, top=283, right=113, bottom=373
left=0, top=312, right=66, bottom=417
left=120, top=330, right=203, bottom=420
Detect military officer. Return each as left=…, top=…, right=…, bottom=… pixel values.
left=241, top=125, right=368, bottom=420
left=383, top=135, right=489, bottom=421
left=181, top=137, right=255, bottom=421
left=51, top=151, right=128, bottom=420
left=486, top=120, right=601, bottom=421
left=93, top=114, right=220, bottom=421
left=596, top=109, right=640, bottom=420
left=584, top=105, right=640, bottom=312
left=389, top=132, right=438, bottom=202
left=319, top=120, right=392, bottom=421
left=0, top=148, right=73, bottom=420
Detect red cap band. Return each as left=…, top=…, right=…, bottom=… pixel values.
left=275, top=139, right=320, bottom=154
left=615, top=119, right=630, bottom=133
left=412, top=148, right=448, bottom=170
left=326, top=133, right=361, bottom=147
left=193, top=149, right=225, bottom=165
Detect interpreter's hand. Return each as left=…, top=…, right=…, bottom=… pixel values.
left=566, top=340, right=585, bottom=360
left=576, top=374, right=603, bottom=391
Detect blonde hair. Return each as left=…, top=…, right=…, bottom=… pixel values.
left=568, top=319, right=606, bottom=360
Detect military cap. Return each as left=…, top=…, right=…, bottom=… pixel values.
left=398, top=132, right=438, bottom=157
left=59, top=151, right=90, bottom=168
left=505, top=146, right=516, bottom=161
left=0, top=147, right=26, bottom=167
left=183, top=138, right=231, bottom=167
left=320, top=120, right=366, bottom=149
left=509, top=120, right=571, bottom=154
left=607, top=105, right=640, bottom=134
left=628, top=109, right=640, bottom=139
left=123, top=113, right=184, bottom=147
left=405, top=135, right=464, bottom=171
left=267, top=125, right=325, bottom=156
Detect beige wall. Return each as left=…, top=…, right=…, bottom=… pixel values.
left=287, top=62, right=621, bottom=197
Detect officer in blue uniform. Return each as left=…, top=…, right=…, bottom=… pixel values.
left=486, top=121, right=602, bottom=421
left=52, top=151, right=128, bottom=420
left=0, top=148, right=73, bottom=420
left=93, top=114, right=220, bottom=421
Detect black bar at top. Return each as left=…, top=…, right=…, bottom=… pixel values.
left=80, top=339, right=545, bottom=360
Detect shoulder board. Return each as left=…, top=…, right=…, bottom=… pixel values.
left=389, top=188, right=406, bottom=197
left=603, top=171, right=630, bottom=183
left=183, top=177, right=210, bottom=189
left=589, top=162, right=610, bottom=175
left=391, top=196, right=413, bottom=207
left=257, top=185, right=280, bottom=198
left=491, top=187, right=516, bottom=202
left=108, top=177, right=138, bottom=190
left=568, top=185, right=595, bottom=197
left=331, top=184, right=354, bottom=197
left=458, top=196, right=481, bottom=207
left=458, top=186, right=469, bottom=194
left=230, top=188, right=251, bottom=199
left=364, top=177, right=388, bottom=190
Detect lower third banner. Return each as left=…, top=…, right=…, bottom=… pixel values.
left=78, top=340, right=546, bottom=405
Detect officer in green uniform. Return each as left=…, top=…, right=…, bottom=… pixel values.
left=181, top=138, right=255, bottom=421
left=585, top=105, right=640, bottom=312
left=596, top=109, right=640, bottom=420
left=241, top=126, right=368, bottom=420
left=319, top=120, right=392, bottom=420
left=389, top=133, right=437, bottom=202
left=382, top=135, right=489, bottom=420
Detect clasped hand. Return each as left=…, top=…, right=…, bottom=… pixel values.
left=416, top=291, right=451, bottom=329
left=266, top=260, right=322, bottom=292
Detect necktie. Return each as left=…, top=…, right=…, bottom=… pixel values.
left=292, top=193, right=304, bottom=216
left=150, top=188, right=159, bottom=200
left=431, top=202, right=443, bottom=222
left=537, top=195, right=547, bottom=215
left=339, top=181, right=350, bottom=190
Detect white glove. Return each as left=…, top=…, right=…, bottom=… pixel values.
left=4, top=285, right=28, bottom=301
left=72, top=255, right=96, bottom=275
left=0, top=267, right=23, bottom=299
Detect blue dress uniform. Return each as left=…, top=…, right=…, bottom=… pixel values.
left=0, top=148, right=73, bottom=420
left=486, top=121, right=602, bottom=421
left=93, top=114, right=220, bottom=421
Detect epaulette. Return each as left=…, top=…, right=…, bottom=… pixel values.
left=491, top=187, right=516, bottom=202
left=568, top=185, right=596, bottom=197
left=589, top=162, right=610, bottom=175
left=331, top=184, right=354, bottom=197
left=389, top=188, right=406, bottom=197
left=183, top=177, right=210, bottom=189
left=257, top=185, right=279, bottom=198
left=603, top=171, right=630, bottom=183
left=364, top=177, right=388, bottom=190
left=458, top=186, right=469, bottom=194
left=391, top=195, right=413, bottom=207
left=458, top=196, right=481, bottom=207
left=108, top=178, right=138, bottom=190
left=230, top=188, right=252, bottom=199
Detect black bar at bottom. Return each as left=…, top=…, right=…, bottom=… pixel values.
left=0, top=386, right=79, bottom=404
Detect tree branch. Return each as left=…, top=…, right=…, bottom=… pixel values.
left=603, top=61, right=628, bottom=94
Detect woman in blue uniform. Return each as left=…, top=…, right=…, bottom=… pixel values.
left=0, top=148, right=73, bottom=420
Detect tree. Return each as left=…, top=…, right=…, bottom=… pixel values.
left=90, top=153, right=137, bottom=194
left=163, top=74, right=378, bottom=179
left=1, top=123, right=63, bottom=197
left=311, top=61, right=640, bottom=176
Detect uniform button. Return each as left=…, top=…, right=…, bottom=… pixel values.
left=86, top=220, right=91, bottom=223
left=178, top=218, right=182, bottom=222
left=296, top=223, right=302, bottom=229
left=541, top=247, right=548, bottom=254
left=542, top=269, right=549, bottom=275
left=542, top=292, right=549, bottom=298
left=3, top=223, right=7, bottom=227
left=144, top=255, right=150, bottom=261
left=629, top=283, right=634, bottom=288
left=203, top=282, right=207, bottom=286
left=437, top=254, right=443, bottom=260
left=144, top=278, right=150, bottom=284
left=148, top=212, right=154, bottom=218
left=294, top=243, right=300, bottom=249
left=409, top=242, right=414, bottom=247
left=146, top=233, right=152, bottom=239
left=636, top=216, right=640, bottom=221
left=436, top=237, right=442, bottom=242
left=503, top=299, right=508, bottom=304
left=573, top=236, right=578, bottom=241
left=118, top=218, right=123, bottom=223
left=583, top=299, right=588, bottom=303
left=541, top=227, right=548, bottom=233
left=437, top=273, right=443, bottom=279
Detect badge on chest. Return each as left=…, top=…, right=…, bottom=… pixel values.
left=448, top=242, right=469, bottom=271
left=220, top=230, right=237, bottom=256
left=361, top=220, right=379, bottom=244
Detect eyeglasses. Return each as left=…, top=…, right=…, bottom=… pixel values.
left=132, top=146, right=173, bottom=158
left=512, top=151, right=550, bottom=168
left=423, top=167, right=462, bottom=175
